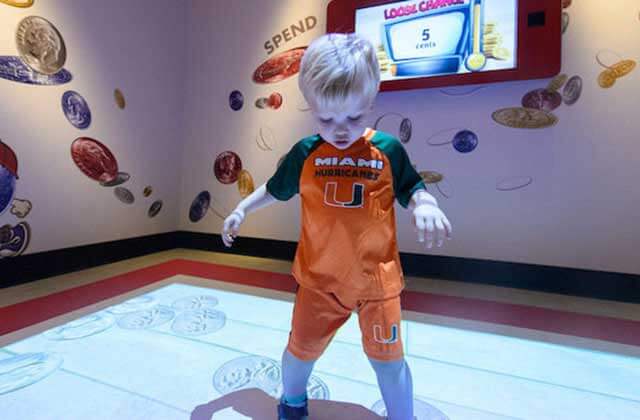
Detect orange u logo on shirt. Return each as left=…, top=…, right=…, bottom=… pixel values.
left=323, top=182, right=365, bottom=208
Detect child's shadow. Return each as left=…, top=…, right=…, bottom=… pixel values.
left=191, top=387, right=383, bottom=420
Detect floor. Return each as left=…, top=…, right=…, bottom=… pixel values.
left=1, top=249, right=639, bottom=419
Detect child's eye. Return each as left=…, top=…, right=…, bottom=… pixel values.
left=348, top=115, right=362, bottom=122
left=319, top=117, right=332, bottom=124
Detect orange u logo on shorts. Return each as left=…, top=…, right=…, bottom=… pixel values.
left=324, top=182, right=365, bottom=208
left=373, top=324, right=398, bottom=344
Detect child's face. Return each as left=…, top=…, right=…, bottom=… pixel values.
left=310, top=93, right=373, bottom=150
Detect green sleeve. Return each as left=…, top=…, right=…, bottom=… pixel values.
left=266, top=135, right=323, bottom=201
left=372, top=131, right=426, bottom=208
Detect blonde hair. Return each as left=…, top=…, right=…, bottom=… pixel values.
left=299, top=33, right=380, bottom=110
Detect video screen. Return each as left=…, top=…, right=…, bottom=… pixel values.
left=355, top=0, right=518, bottom=81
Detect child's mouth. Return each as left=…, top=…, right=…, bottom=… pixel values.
left=335, top=139, right=348, bottom=146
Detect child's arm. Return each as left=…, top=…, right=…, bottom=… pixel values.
left=234, top=183, right=277, bottom=216
left=221, top=183, right=277, bottom=247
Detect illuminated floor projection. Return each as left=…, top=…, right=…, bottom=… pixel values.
left=2, top=277, right=640, bottom=419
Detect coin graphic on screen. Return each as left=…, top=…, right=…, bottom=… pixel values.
left=171, top=308, right=226, bottom=336
left=118, top=306, right=175, bottom=330
left=43, top=313, right=115, bottom=340
left=371, top=399, right=449, bottom=420
left=0, top=353, right=63, bottom=396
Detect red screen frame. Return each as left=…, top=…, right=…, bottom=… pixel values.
left=327, top=0, right=561, bottom=91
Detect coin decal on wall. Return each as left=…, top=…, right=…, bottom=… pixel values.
left=70, top=137, right=119, bottom=183
left=521, top=88, right=562, bottom=112
left=0, top=0, right=34, bottom=7
left=419, top=170, right=451, bottom=199
left=237, top=169, right=255, bottom=198
left=114, top=88, right=126, bottom=109
left=61, top=91, right=91, bottom=129
left=0, top=221, right=31, bottom=258
left=114, top=187, right=134, bottom=205
left=0, top=56, right=72, bottom=85
left=256, top=127, right=275, bottom=151
left=492, top=107, right=558, bottom=129
left=100, top=172, right=130, bottom=187
left=452, top=130, right=478, bottom=153
left=213, top=151, right=243, bottom=184
left=374, top=113, right=413, bottom=144
left=148, top=200, right=163, bottom=218
left=496, top=176, right=534, bottom=191
left=253, top=47, right=306, bottom=84
left=562, top=76, right=583, bottom=105
left=16, top=16, right=66, bottom=75
left=229, top=90, right=244, bottom=111
left=189, top=191, right=210, bottom=223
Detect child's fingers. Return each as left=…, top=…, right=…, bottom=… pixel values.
left=443, top=216, right=453, bottom=238
left=231, top=219, right=240, bottom=237
left=425, top=217, right=435, bottom=248
left=222, top=218, right=237, bottom=247
left=435, top=218, right=445, bottom=247
left=222, top=217, right=232, bottom=235
left=415, top=216, right=426, bottom=242
left=221, top=233, right=231, bottom=247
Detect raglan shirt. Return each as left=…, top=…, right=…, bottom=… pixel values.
left=267, top=128, right=426, bottom=300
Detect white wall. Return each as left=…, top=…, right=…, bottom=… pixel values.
left=179, top=0, right=640, bottom=276
left=0, top=0, right=186, bottom=254
left=2, top=1, right=637, bottom=277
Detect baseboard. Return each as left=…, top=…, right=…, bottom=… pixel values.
left=0, top=232, right=176, bottom=289
left=2, top=230, right=639, bottom=304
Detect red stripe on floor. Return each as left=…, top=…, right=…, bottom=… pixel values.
left=2, top=258, right=639, bottom=348
left=401, top=292, right=640, bottom=347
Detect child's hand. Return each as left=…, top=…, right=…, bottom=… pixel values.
left=412, top=204, right=452, bottom=249
left=222, top=208, right=245, bottom=247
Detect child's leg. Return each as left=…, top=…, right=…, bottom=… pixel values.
left=357, top=293, right=412, bottom=419
left=282, top=285, right=352, bottom=408
left=281, top=348, right=316, bottom=406
left=368, top=357, right=414, bottom=420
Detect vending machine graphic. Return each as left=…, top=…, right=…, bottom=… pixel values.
left=382, top=1, right=473, bottom=77
left=356, top=0, right=517, bottom=82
